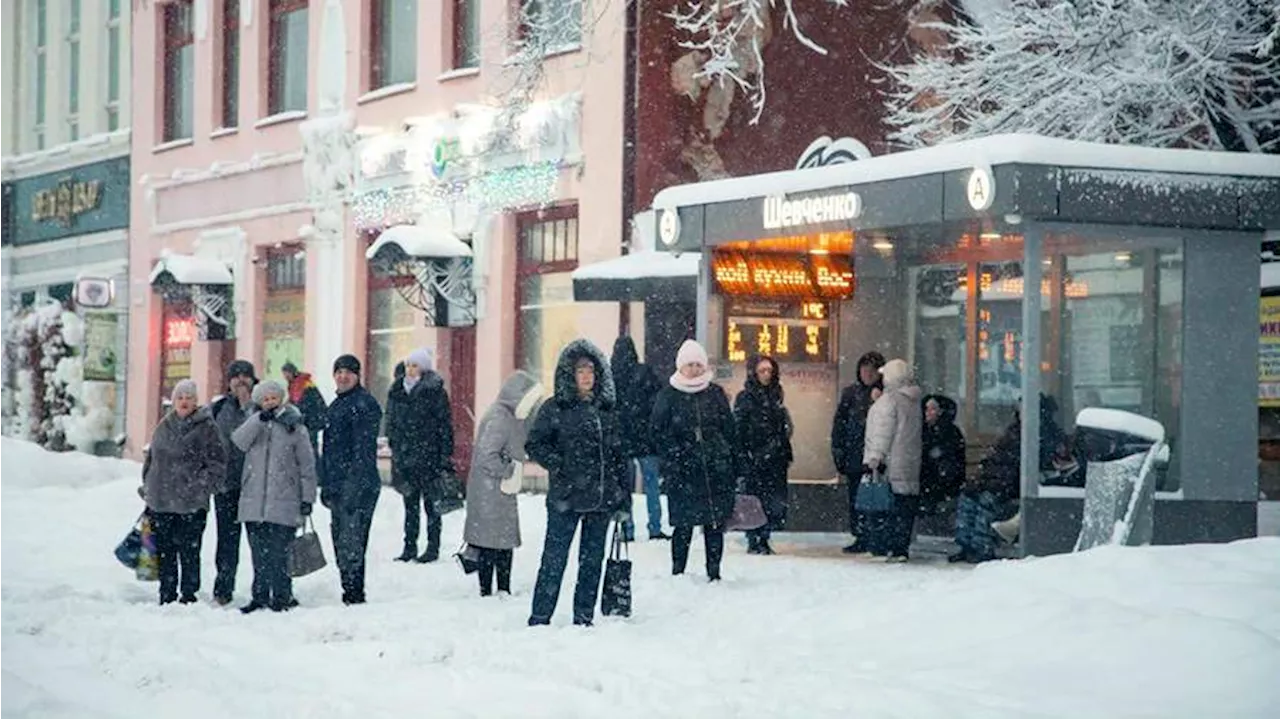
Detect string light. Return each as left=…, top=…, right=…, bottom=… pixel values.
left=352, top=161, right=562, bottom=229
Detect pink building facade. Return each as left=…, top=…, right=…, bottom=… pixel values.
left=126, top=0, right=627, bottom=472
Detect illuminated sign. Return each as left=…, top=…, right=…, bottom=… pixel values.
left=724, top=301, right=833, bottom=364
left=164, top=317, right=196, bottom=348
left=763, top=191, right=861, bottom=231
left=712, top=251, right=854, bottom=299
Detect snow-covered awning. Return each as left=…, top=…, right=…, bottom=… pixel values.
left=652, top=133, right=1280, bottom=210
left=365, top=224, right=473, bottom=263
left=148, top=254, right=233, bottom=286
left=572, top=251, right=701, bottom=303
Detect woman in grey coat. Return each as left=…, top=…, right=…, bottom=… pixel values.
left=463, top=370, right=545, bottom=596
left=231, top=380, right=318, bottom=613
left=142, top=379, right=227, bottom=605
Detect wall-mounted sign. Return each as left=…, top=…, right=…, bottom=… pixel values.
left=712, top=251, right=854, bottom=299
left=1261, top=296, right=1280, bottom=406
left=431, top=137, right=462, bottom=179
left=724, top=300, right=833, bottom=364
left=763, top=191, right=862, bottom=231
left=795, top=136, right=872, bottom=169
left=8, top=156, right=129, bottom=245
left=658, top=208, right=680, bottom=247
left=967, top=165, right=995, bottom=211
left=75, top=277, right=114, bottom=309
left=82, top=312, right=119, bottom=382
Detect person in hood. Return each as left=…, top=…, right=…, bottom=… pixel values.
left=281, top=362, right=328, bottom=451
left=321, top=354, right=384, bottom=605
left=231, top=380, right=318, bottom=614
left=832, top=351, right=886, bottom=553
left=734, top=355, right=793, bottom=555
left=464, top=370, right=544, bottom=597
left=861, top=359, right=923, bottom=562
left=141, top=380, right=226, bottom=605
left=525, top=339, right=631, bottom=627
left=385, top=347, right=454, bottom=563
left=209, top=359, right=258, bottom=605
left=920, top=394, right=966, bottom=515
left=651, top=340, right=739, bottom=581
left=610, top=336, right=669, bottom=541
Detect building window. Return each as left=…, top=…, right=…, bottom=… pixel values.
left=518, top=0, right=582, bottom=53
left=162, top=0, right=195, bottom=141
left=221, top=0, right=240, bottom=128
left=370, top=0, right=416, bottom=89
left=34, top=0, right=47, bottom=148
left=367, top=276, right=417, bottom=433
left=67, top=0, right=81, bottom=140
left=268, top=0, right=309, bottom=115
left=106, top=0, right=121, bottom=131
left=263, top=249, right=307, bottom=383
left=515, top=206, right=579, bottom=390
left=452, top=0, right=479, bottom=70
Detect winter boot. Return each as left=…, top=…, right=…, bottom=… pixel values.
left=649, top=531, right=671, bottom=541
left=415, top=547, right=440, bottom=563
left=240, top=600, right=268, bottom=615
left=394, top=544, right=417, bottom=562
left=759, top=539, right=776, bottom=556
left=179, top=594, right=198, bottom=605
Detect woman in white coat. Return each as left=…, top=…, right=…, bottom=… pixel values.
left=861, top=359, right=923, bottom=562
left=463, top=370, right=545, bottom=596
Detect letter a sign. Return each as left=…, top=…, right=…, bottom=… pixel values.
left=967, top=166, right=995, bottom=211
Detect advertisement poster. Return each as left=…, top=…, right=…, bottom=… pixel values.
left=81, top=311, right=119, bottom=382
left=1260, top=296, right=1280, bottom=406
left=262, top=291, right=306, bottom=382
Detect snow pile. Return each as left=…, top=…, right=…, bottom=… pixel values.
left=0, top=437, right=139, bottom=490
left=3, top=441, right=1279, bottom=717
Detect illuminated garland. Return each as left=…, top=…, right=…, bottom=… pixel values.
left=352, top=161, right=562, bottom=229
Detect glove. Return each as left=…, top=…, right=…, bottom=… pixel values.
left=735, top=476, right=747, bottom=494
left=300, top=502, right=312, bottom=516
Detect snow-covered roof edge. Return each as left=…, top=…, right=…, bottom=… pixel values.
left=571, top=251, right=701, bottom=281
left=148, top=254, right=234, bottom=286
left=652, top=133, right=1280, bottom=210
left=365, top=225, right=473, bottom=260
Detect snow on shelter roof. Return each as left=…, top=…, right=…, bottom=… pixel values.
left=1263, top=262, right=1280, bottom=290
left=651, top=133, right=1280, bottom=210
left=571, top=251, right=701, bottom=281
left=365, top=225, right=473, bottom=261
left=148, top=254, right=233, bottom=286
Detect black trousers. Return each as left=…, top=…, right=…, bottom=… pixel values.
left=867, top=494, right=920, bottom=557
left=213, top=488, right=242, bottom=601
left=672, top=525, right=725, bottom=578
left=330, top=497, right=378, bottom=601
left=246, top=521, right=294, bottom=606
left=153, top=509, right=207, bottom=603
left=402, top=488, right=441, bottom=555
left=530, top=509, right=611, bottom=625
left=477, top=547, right=514, bottom=596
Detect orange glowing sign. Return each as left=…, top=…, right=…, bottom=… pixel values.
left=711, top=251, right=854, bottom=299
left=164, top=317, right=196, bottom=347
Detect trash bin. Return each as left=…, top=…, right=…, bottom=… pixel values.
left=1073, top=408, right=1167, bottom=552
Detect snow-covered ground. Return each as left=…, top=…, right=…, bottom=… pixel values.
left=4, top=437, right=1279, bottom=718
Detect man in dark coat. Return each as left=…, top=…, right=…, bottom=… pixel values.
left=734, top=355, right=793, bottom=555
left=282, top=361, right=328, bottom=450
left=209, top=359, right=258, bottom=605
left=831, top=351, right=886, bottom=553
left=385, top=347, right=454, bottom=563
left=610, top=336, right=669, bottom=541
left=321, top=354, right=384, bottom=604
left=920, top=394, right=966, bottom=515
left=525, top=339, right=630, bottom=627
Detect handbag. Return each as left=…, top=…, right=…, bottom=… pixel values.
left=725, top=494, right=768, bottom=532
left=135, top=513, right=159, bottom=582
left=114, top=512, right=146, bottom=570
left=434, top=462, right=466, bottom=516
left=287, top=516, right=328, bottom=578
left=855, top=469, right=895, bottom=514
left=454, top=544, right=483, bottom=575
left=600, top=521, right=632, bottom=618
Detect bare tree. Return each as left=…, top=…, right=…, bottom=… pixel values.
left=884, top=0, right=1280, bottom=152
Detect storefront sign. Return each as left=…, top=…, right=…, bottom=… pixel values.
left=82, top=312, right=119, bottom=382
left=160, top=313, right=195, bottom=407
left=8, top=156, right=130, bottom=245
left=712, top=251, right=854, bottom=299
left=431, top=138, right=462, bottom=179
left=762, top=192, right=862, bottom=231
left=658, top=208, right=681, bottom=247
left=1260, top=296, right=1280, bottom=406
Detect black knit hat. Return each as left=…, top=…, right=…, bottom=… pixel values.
left=226, top=359, right=257, bottom=382
left=281, top=361, right=299, bottom=375
left=333, top=354, right=362, bottom=375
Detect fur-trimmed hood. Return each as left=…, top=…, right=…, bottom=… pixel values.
left=552, top=338, right=615, bottom=408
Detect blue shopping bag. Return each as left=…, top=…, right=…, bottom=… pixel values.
left=855, top=470, right=895, bottom=514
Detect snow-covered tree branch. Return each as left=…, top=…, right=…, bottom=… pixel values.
left=669, top=0, right=848, bottom=125
left=885, top=0, right=1280, bottom=152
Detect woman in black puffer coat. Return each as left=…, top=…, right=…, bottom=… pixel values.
left=734, top=355, right=793, bottom=555
left=651, top=340, right=739, bottom=581
left=920, top=394, right=966, bottom=515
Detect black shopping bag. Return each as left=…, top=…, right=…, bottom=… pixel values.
left=433, top=461, right=466, bottom=516
left=287, top=517, right=328, bottom=578
left=114, top=512, right=146, bottom=570
left=600, top=521, right=632, bottom=618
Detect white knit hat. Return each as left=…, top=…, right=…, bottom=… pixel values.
left=675, top=339, right=709, bottom=370
left=171, top=379, right=199, bottom=401
left=406, top=347, right=435, bottom=372
left=878, top=358, right=914, bottom=388
left=252, top=379, right=286, bottom=405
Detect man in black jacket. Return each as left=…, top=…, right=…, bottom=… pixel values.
left=831, top=351, right=885, bottom=554
left=610, top=336, right=668, bottom=541
left=321, top=354, right=384, bottom=605
left=210, top=359, right=257, bottom=605
left=385, top=347, right=454, bottom=563
left=525, top=339, right=630, bottom=627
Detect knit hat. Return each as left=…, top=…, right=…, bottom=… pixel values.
left=171, top=379, right=199, bottom=401
left=675, top=339, right=709, bottom=370
left=406, top=347, right=435, bottom=372
left=226, top=359, right=257, bottom=382
left=333, top=354, right=362, bottom=375
left=878, top=358, right=914, bottom=389
left=281, top=362, right=299, bottom=375
left=252, top=379, right=286, bottom=405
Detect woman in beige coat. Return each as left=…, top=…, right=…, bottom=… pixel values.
left=231, top=380, right=318, bottom=613
left=862, top=359, right=923, bottom=562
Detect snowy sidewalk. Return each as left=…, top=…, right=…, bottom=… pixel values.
left=3, top=439, right=1279, bottom=718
